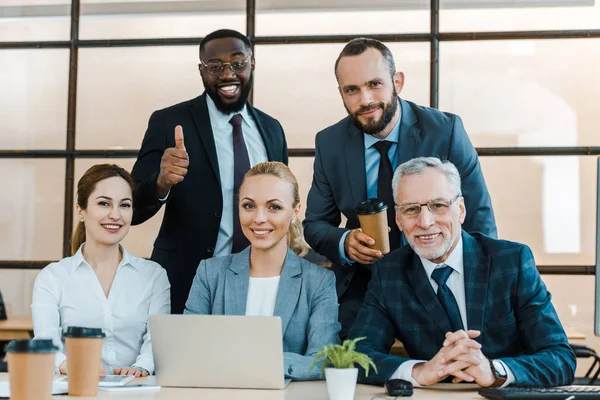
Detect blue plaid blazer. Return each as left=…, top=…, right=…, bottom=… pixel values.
left=348, top=231, right=575, bottom=387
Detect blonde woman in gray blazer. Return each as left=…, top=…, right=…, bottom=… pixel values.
left=185, top=162, right=340, bottom=380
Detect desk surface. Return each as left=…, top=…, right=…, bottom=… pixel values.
left=0, top=317, right=34, bottom=341
left=0, top=374, right=484, bottom=400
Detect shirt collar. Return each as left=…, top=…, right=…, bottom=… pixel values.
left=205, top=92, right=251, bottom=130
left=71, top=243, right=137, bottom=272
left=419, top=237, right=464, bottom=279
left=363, top=99, right=402, bottom=150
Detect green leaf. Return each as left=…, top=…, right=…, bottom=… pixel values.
left=309, top=338, right=377, bottom=377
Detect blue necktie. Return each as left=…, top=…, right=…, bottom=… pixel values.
left=372, top=140, right=400, bottom=249
left=230, top=114, right=251, bottom=253
left=431, top=265, right=464, bottom=332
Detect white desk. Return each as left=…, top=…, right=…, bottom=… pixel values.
left=0, top=373, right=484, bottom=399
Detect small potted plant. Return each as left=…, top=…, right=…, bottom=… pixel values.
left=310, top=337, right=377, bottom=400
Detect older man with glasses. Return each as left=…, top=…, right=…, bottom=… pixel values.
left=347, top=157, right=575, bottom=389
left=131, top=29, right=288, bottom=314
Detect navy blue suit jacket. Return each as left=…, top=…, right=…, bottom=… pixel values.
left=303, top=98, right=497, bottom=333
left=348, top=232, right=575, bottom=387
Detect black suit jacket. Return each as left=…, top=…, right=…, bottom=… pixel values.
left=131, top=93, right=288, bottom=313
left=303, top=98, right=497, bottom=334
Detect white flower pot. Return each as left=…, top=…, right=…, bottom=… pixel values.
left=325, top=368, right=358, bottom=400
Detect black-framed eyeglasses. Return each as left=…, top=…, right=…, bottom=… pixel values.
left=199, top=54, right=252, bottom=76
left=396, top=194, right=462, bottom=218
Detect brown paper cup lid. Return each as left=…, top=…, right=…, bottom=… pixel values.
left=5, top=339, right=58, bottom=353
left=356, top=198, right=388, bottom=215
left=64, top=326, right=105, bottom=338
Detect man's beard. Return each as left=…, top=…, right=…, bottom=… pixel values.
left=346, top=89, right=398, bottom=135
left=203, top=74, right=253, bottom=114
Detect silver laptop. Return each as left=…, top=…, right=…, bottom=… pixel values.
left=149, top=314, right=290, bottom=389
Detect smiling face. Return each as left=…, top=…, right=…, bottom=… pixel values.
left=238, top=174, right=299, bottom=253
left=395, top=168, right=466, bottom=264
left=77, top=176, right=133, bottom=247
left=336, top=47, right=403, bottom=136
left=200, top=37, right=254, bottom=114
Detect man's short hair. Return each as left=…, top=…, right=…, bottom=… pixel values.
left=392, top=157, right=462, bottom=205
left=199, top=29, right=252, bottom=60
left=334, top=37, right=396, bottom=81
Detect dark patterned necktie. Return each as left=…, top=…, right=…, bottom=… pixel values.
left=229, top=114, right=251, bottom=253
left=372, top=140, right=400, bottom=249
left=431, top=265, right=464, bottom=332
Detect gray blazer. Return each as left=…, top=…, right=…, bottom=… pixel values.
left=184, top=247, right=341, bottom=380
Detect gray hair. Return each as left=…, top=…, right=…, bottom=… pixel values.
left=391, top=157, right=462, bottom=205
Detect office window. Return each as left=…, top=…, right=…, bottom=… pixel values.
left=440, top=0, right=600, bottom=32
left=253, top=43, right=430, bottom=148
left=0, top=1, right=70, bottom=41
left=78, top=0, right=245, bottom=39
left=439, top=39, right=600, bottom=148
left=480, top=155, right=597, bottom=266
left=0, top=49, right=69, bottom=150
left=256, top=0, right=429, bottom=35
left=0, top=160, right=65, bottom=260
left=74, top=159, right=164, bottom=258
left=76, top=46, right=203, bottom=150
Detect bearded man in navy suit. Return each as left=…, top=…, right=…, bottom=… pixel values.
left=348, top=157, right=575, bottom=388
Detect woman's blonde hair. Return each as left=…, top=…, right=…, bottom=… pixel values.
left=71, top=164, right=135, bottom=255
left=241, top=162, right=308, bottom=256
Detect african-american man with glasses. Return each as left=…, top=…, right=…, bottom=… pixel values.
left=131, top=29, right=288, bottom=314
left=347, top=157, right=575, bottom=389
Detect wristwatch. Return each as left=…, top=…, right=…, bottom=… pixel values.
left=489, top=359, right=508, bottom=387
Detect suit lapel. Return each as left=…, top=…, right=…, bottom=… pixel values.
left=462, top=232, right=490, bottom=338
left=345, top=122, right=367, bottom=206
left=248, top=104, right=279, bottom=162
left=188, top=94, right=221, bottom=185
left=273, top=249, right=302, bottom=335
left=224, top=248, right=251, bottom=315
left=397, top=97, right=421, bottom=164
left=405, top=251, right=453, bottom=334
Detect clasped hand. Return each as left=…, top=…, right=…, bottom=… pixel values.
left=412, top=330, right=495, bottom=387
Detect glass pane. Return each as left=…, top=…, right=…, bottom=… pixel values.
left=76, top=46, right=202, bottom=150
left=440, top=0, right=600, bottom=32
left=542, top=275, right=600, bottom=370
left=481, top=155, right=596, bottom=266
left=0, top=159, right=64, bottom=260
left=0, top=49, right=69, bottom=150
left=256, top=1, right=429, bottom=35
left=253, top=43, right=430, bottom=149
left=74, top=159, right=163, bottom=259
left=439, top=40, right=600, bottom=147
left=0, top=1, right=70, bottom=41
left=79, top=0, right=245, bottom=39
left=288, top=157, right=314, bottom=220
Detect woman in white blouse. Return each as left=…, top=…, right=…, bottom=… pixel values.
left=185, top=162, right=340, bottom=380
left=32, top=164, right=170, bottom=377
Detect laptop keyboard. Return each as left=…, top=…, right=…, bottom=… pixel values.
left=479, top=386, right=600, bottom=399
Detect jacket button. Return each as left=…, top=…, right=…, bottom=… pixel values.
left=207, top=247, right=214, bottom=253
left=214, top=212, right=221, bottom=218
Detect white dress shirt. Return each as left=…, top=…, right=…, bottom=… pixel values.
left=206, top=95, right=269, bottom=257
left=391, top=238, right=515, bottom=387
left=31, top=244, right=170, bottom=374
left=245, top=276, right=281, bottom=317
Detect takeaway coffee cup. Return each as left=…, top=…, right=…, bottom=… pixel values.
left=355, top=198, right=391, bottom=254
left=64, top=326, right=105, bottom=396
left=5, top=339, right=57, bottom=400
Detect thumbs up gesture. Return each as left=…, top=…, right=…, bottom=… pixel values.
left=156, top=125, right=190, bottom=198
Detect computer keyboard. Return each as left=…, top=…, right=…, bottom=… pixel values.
left=479, top=386, right=600, bottom=399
